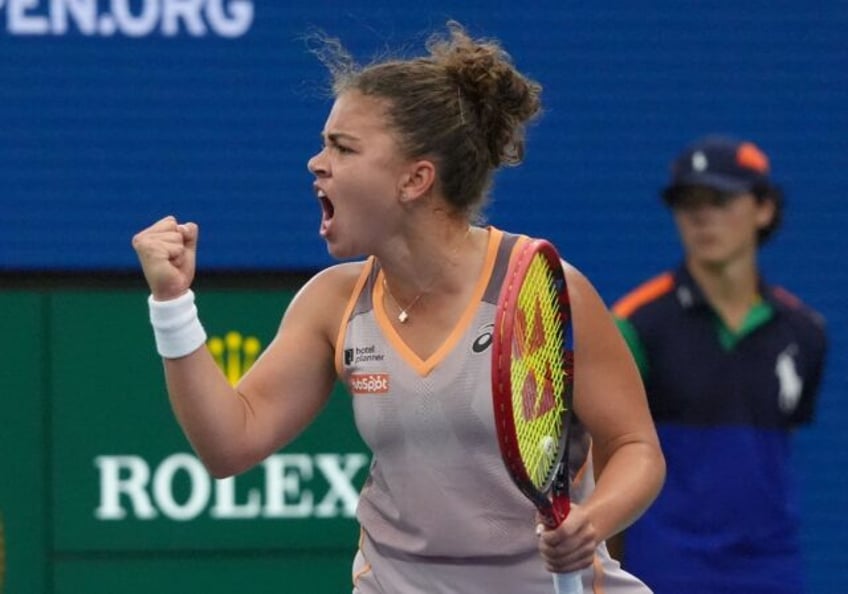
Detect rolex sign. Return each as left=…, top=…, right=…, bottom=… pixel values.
left=1, top=289, right=369, bottom=594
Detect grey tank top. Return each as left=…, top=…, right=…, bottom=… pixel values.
left=335, top=227, right=652, bottom=594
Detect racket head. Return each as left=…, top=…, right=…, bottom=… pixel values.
left=491, top=239, right=575, bottom=522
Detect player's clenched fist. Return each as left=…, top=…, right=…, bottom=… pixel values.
left=132, top=216, right=199, bottom=301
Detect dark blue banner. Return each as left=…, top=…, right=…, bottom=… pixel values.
left=0, top=1, right=843, bottom=277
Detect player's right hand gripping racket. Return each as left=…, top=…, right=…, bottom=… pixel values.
left=491, top=238, right=582, bottom=594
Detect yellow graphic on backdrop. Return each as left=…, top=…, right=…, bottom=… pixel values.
left=208, top=331, right=262, bottom=385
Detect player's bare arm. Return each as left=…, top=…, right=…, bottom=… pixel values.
left=563, top=262, right=666, bottom=541
left=224, top=263, right=365, bottom=474
left=133, top=216, right=361, bottom=478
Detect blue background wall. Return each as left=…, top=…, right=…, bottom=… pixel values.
left=1, top=1, right=845, bottom=591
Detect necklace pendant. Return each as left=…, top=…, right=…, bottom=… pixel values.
left=398, top=310, right=409, bottom=323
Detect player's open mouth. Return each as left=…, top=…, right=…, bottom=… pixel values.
left=319, top=193, right=334, bottom=218
left=318, top=190, right=336, bottom=214
left=316, top=188, right=334, bottom=234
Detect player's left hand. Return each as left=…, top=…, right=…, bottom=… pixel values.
left=536, top=503, right=597, bottom=573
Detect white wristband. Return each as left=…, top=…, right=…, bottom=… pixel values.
left=148, top=290, right=208, bottom=359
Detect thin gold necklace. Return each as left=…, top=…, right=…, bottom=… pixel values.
left=382, top=278, right=422, bottom=324
left=382, top=226, right=472, bottom=324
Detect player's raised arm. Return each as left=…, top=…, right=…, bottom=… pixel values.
left=131, top=216, right=345, bottom=478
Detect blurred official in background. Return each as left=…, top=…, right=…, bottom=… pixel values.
left=611, top=135, right=828, bottom=594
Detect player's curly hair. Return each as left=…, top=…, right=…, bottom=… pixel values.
left=311, top=21, right=543, bottom=220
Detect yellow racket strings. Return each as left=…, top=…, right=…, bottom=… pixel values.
left=510, top=255, right=567, bottom=489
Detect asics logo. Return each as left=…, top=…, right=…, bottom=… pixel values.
left=472, top=324, right=494, bottom=353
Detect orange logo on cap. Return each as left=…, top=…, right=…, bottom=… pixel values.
left=736, top=142, right=770, bottom=173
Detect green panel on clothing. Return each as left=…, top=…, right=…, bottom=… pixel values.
left=0, top=292, right=48, bottom=594
left=53, top=553, right=354, bottom=594
left=49, top=290, right=369, bottom=553
left=614, top=317, right=649, bottom=378
left=716, top=301, right=774, bottom=350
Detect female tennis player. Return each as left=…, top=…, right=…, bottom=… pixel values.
left=132, top=21, right=665, bottom=594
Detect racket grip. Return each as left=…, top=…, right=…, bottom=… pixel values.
left=550, top=494, right=571, bottom=526
left=553, top=571, right=583, bottom=594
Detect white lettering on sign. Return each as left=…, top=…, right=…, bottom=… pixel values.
left=94, top=452, right=369, bottom=521
left=2, top=0, right=254, bottom=37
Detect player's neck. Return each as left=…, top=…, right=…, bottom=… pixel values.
left=379, top=223, right=476, bottom=297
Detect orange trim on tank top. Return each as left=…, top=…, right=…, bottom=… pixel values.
left=352, top=528, right=374, bottom=588
left=334, top=258, right=375, bottom=377
left=373, top=227, right=504, bottom=376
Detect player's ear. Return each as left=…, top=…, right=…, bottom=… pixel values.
left=398, top=159, right=436, bottom=204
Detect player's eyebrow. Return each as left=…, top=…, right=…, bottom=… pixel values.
left=322, top=132, right=360, bottom=144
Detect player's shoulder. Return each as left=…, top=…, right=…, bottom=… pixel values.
left=304, top=259, right=371, bottom=295
left=293, top=259, right=372, bottom=310
left=315, top=259, right=370, bottom=280
left=287, top=260, right=373, bottom=336
left=612, top=271, right=677, bottom=320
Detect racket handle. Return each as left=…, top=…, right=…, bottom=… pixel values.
left=553, top=571, right=583, bottom=594
left=550, top=493, right=571, bottom=526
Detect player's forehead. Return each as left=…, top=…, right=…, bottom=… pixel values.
left=321, top=91, right=394, bottom=141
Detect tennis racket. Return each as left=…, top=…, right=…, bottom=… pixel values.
left=491, top=238, right=582, bottom=594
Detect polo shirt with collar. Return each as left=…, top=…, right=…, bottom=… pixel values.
left=613, top=265, right=828, bottom=594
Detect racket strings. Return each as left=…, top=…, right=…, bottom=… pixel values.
left=510, top=255, right=568, bottom=489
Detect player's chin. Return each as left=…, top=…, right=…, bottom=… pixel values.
left=324, top=239, right=361, bottom=261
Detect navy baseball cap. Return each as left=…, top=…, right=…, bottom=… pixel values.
left=662, top=135, right=773, bottom=205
